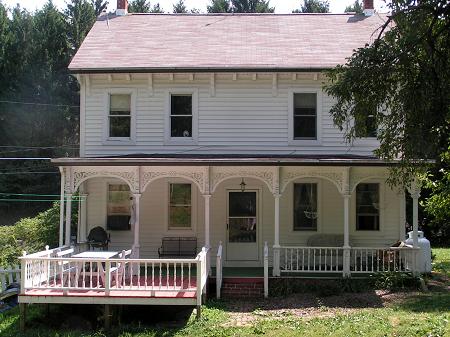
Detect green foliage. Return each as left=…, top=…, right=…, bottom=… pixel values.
left=324, top=0, right=450, bottom=186
left=128, top=0, right=151, bottom=13
left=207, top=0, right=274, bottom=13
left=293, top=0, right=330, bottom=13
left=344, top=0, right=363, bottom=14
left=173, top=0, right=188, bottom=13
left=370, top=272, right=421, bottom=290
left=0, top=203, right=64, bottom=267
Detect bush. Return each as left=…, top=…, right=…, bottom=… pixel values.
left=370, top=272, right=421, bottom=290
left=0, top=203, right=62, bottom=267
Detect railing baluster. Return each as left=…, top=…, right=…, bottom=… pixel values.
left=174, top=262, right=177, bottom=289
left=181, top=262, right=184, bottom=289
left=152, top=262, right=155, bottom=288
left=290, top=249, right=293, bottom=271
left=166, top=263, right=169, bottom=290
left=145, top=262, right=148, bottom=290
left=159, top=263, right=162, bottom=290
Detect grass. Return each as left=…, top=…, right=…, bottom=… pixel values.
left=0, top=248, right=449, bottom=337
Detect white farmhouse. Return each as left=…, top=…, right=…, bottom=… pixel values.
left=18, top=0, right=423, bottom=320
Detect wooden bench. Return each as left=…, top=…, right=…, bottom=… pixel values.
left=158, top=237, right=197, bottom=258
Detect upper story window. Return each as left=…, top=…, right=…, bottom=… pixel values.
left=356, top=183, right=380, bottom=231
left=293, top=183, right=318, bottom=231
left=107, top=184, right=131, bottom=230
left=294, top=93, right=317, bottom=140
left=169, top=183, right=192, bottom=229
left=109, top=94, right=131, bottom=138
left=171, top=94, right=192, bottom=138
left=355, top=114, right=377, bottom=138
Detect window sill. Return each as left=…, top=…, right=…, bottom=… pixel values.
left=289, top=139, right=321, bottom=146
left=165, top=138, right=198, bottom=146
left=103, top=138, right=136, bottom=146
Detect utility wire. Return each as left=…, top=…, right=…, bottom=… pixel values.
left=0, top=100, right=80, bottom=108
left=0, top=172, right=58, bottom=175
left=0, top=193, right=84, bottom=198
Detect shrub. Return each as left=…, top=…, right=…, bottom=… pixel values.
left=370, top=272, right=421, bottom=290
left=0, top=203, right=64, bottom=267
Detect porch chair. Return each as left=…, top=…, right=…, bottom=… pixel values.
left=110, top=249, right=132, bottom=288
left=87, top=226, right=110, bottom=251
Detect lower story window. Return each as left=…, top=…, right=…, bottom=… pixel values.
left=356, top=183, right=380, bottom=230
left=293, top=183, right=318, bottom=231
left=107, top=184, right=131, bottom=230
left=169, top=183, right=192, bottom=229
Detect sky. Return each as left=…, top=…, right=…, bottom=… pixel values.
left=2, top=0, right=389, bottom=13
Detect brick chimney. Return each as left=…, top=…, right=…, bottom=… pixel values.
left=116, top=0, right=128, bottom=16
left=363, top=0, right=375, bottom=16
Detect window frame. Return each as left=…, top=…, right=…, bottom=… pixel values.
left=164, top=88, right=198, bottom=145
left=355, top=182, right=381, bottom=231
left=288, top=88, right=322, bottom=145
left=103, top=88, right=137, bottom=145
left=355, top=113, right=378, bottom=139
left=167, top=182, right=193, bottom=231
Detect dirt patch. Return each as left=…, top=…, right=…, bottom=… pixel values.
left=221, top=290, right=419, bottom=327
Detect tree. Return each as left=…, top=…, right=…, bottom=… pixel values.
left=231, top=0, right=274, bottom=13
left=324, top=0, right=449, bottom=240
left=344, top=0, right=363, bottom=14
left=207, top=0, right=232, bottom=13
left=173, top=0, right=188, bottom=13
left=128, top=0, right=151, bottom=13
left=207, top=0, right=274, bottom=13
left=91, top=0, right=108, bottom=16
left=293, top=0, right=329, bottom=13
left=65, top=0, right=96, bottom=51
left=150, top=3, right=164, bottom=13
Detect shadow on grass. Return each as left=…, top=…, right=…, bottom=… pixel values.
left=0, top=304, right=195, bottom=337
left=395, top=292, right=450, bottom=313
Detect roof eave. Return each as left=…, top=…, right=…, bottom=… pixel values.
left=68, top=66, right=331, bottom=74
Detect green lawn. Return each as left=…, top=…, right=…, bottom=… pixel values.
left=1, top=248, right=449, bottom=337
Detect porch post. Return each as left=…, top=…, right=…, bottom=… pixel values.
left=399, top=189, right=406, bottom=241
left=342, top=194, right=351, bottom=277
left=59, top=169, right=65, bottom=247
left=407, top=180, right=421, bottom=275
left=203, top=194, right=211, bottom=248
left=132, top=193, right=141, bottom=258
left=273, top=193, right=281, bottom=277
left=65, top=193, right=73, bottom=246
left=78, top=193, right=88, bottom=243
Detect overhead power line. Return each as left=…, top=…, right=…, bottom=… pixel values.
left=0, top=100, right=80, bottom=108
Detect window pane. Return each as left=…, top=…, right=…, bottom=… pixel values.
left=170, top=184, right=191, bottom=205
left=293, top=183, right=317, bottom=230
left=355, top=115, right=377, bottom=138
left=171, top=95, right=192, bottom=116
left=294, top=116, right=316, bottom=139
left=110, top=116, right=131, bottom=138
left=169, top=206, right=192, bottom=228
left=169, top=184, right=191, bottom=228
left=356, top=183, right=380, bottom=230
left=229, top=217, right=256, bottom=242
left=229, top=192, right=256, bottom=217
left=110, top=94, right=131, bottom=115
left=108, top=184, right=130, bottom=215
left=171, top=116, right=192, bottom=137
left=294, top=93, right=316, bottom=115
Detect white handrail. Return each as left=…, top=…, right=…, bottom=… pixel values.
left=263, top=242, right=268, bottom=298
left=216, top=241, right=223, bottom=299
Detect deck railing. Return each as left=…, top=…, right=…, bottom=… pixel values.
left=278, top=246, right=418, bottom=276
left=20, top=246, right=209, bottom=307
left=216, top=242, right=223, bottom=299
left=1, top=265, right=20, bottom=293
left=263, top=242, right=269, bottom=298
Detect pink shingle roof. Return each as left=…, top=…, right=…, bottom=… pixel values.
left=69, top=13, right=388, bottom=73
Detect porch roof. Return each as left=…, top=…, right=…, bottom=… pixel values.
left=51, top=154, right=401, bottom=167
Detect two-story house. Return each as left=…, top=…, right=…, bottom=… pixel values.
left=18, top=0, right=423, bottom=318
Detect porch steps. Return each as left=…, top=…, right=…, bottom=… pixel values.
left=220, top=277, right=264, bottom=298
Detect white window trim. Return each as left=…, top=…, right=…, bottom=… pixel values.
left=164, top=88, right=199, bottom=145
left=165, top=180, right=197, bottom=234
left=351, top=180, right=385, bottom=234
left=288, top=88, right=322, bottom=146
left=290, top=179, right=322, bottom=233
left=103, top=88, right=137, bottom=145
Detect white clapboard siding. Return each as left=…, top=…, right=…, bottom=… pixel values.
left=82, top=75, right=379, bottom=157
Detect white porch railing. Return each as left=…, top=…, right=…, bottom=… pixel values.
left=278, top=246, right=419, bottom=276
left=216, top=242, right=223, bottom=299
left=20, top=246, right=210, bottom=307
left=1, top=265, right=20, bottom=295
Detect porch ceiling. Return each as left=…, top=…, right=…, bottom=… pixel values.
left=51, top=154, right=400, bottom=167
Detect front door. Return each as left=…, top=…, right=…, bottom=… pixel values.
left=226, top=191, right=259, bottom=261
